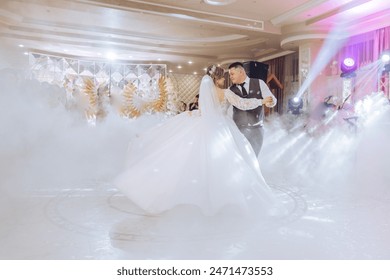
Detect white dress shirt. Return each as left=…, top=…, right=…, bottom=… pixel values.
left=243, top=76, right=277, bottom=107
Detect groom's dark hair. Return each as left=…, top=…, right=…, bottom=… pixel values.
left=228, top=62, right=244, bottom=69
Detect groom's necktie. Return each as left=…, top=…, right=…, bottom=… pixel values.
left=239, top=82, right=248, bottom=97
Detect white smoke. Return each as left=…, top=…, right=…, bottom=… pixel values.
left=2, top=67, right=390, bottom=199
left=261, top=93, right=390, bottom=199
left=1, top=68, right=390, bottom=259
left=0, top=69, right=165, bottom=197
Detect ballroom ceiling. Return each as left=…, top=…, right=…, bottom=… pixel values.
left=0, top=0, right=389, bottom=74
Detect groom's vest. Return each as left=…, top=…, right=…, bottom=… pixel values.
left=230, top=78, right=263, bottom=127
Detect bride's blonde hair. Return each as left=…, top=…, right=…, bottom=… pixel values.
left=206, top=65, right=225, bottom=85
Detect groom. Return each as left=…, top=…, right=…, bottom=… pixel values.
left=228, top=62, right=277, bottom=155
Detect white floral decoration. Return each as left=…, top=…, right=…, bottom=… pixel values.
left=209, top=65, right=216, bottom=75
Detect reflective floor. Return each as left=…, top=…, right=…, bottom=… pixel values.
left=1, top=177, right=389, bottom=260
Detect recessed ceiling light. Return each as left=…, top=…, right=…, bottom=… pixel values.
left=188, top=61, right=193, bottom=64
left=177, top=65, right=182, bottom=69
left=18, top=44, right=24, bottom=48
left=23, top=52, right=29, bottom=55
left=203, top=0, right=236, bottom=6
left=193, top=72, right=197, bottom=75
left=106, top=52, right=117, bottom=60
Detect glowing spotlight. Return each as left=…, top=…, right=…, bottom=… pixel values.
left=381, top=50, right=390, bottom=63
left=288, top=96, right=303, bottom=115
left=381, top=50, right=390, bottom=74
left=340, top=57, right=357, bottom=78
left=343, top=57, right=355, bottom=67
left=382, top=54, right=390, bottom=63
left=106, top=52, right=117, bottom=60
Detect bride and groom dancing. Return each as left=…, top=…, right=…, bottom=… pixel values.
left=114, top=62, right=279, bottom=216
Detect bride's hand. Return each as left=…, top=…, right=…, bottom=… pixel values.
left=263, top=96, right=274, bottom=107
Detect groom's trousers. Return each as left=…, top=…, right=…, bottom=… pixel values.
left=238, top=125, right=264, bottom=156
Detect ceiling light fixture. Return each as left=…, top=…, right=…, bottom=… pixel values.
left=203, top=0, right=236, bottom=6
left=106, top=52, right=117, bottom=60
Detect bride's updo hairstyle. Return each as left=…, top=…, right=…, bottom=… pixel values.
left=206, top=65, right=225, bottom=85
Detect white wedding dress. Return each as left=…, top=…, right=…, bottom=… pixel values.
left=114, top=75, right=279, bottom=216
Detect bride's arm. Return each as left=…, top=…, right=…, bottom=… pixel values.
left=224, top=89, right=262, bottom=110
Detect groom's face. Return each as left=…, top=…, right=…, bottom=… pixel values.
left=229, top=67, right=245, bottom=84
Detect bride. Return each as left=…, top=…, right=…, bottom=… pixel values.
left=114, top=65, right=280, bottom=216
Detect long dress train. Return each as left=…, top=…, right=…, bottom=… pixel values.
left=114, top=75, right=278, bottom=216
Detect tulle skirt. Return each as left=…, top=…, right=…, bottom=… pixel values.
left=114, top=111, right=278, bottom=216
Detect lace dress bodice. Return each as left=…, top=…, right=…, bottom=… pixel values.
left=187, top=86, right=263, bottom=117
left=219, top=96, right=230, bottom=115
left=216, top=87, right=263, bottom=115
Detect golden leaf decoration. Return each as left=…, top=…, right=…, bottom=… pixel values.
left=120, top=82, right=141, bottom=118
left=146, top=76, right=168, bottom=112
left=83, top=78, right=98, bottom=119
